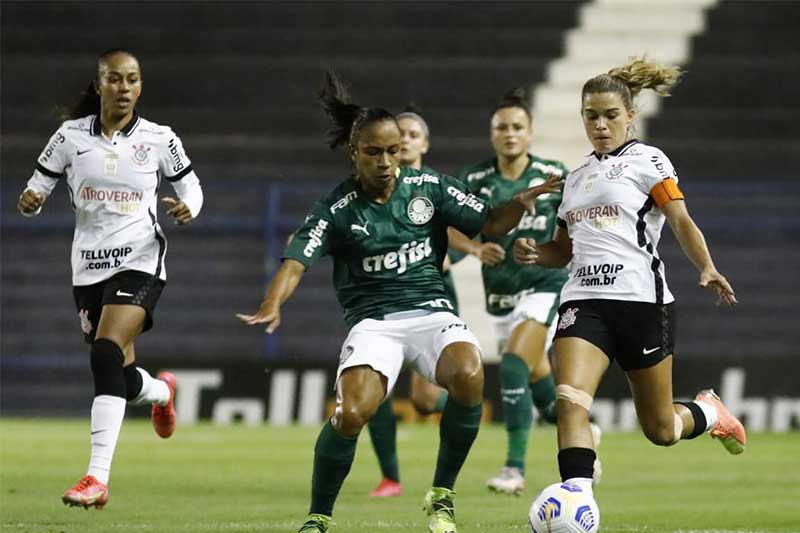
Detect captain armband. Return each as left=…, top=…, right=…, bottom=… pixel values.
left=556, top=384, right=593, bottom=412
left=650, top=178, right=684, bottom=208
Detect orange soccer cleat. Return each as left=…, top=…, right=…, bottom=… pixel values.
left=152, top=371, right=177, bottom=438
left=695, top=389, right=746, bottom=455
left=369, top=477, right=403, bottom=497
left=62, top=475, right=108, bottom=510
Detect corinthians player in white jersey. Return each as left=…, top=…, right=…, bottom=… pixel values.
left=514, top=58, right=746, bottom=497
left=17, top=49, right=203, bottom=510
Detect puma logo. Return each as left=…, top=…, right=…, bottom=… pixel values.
left=350, top=221, right=370, bottom=236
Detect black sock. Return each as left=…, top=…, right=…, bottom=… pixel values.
left=675, top=401, right=707, bottom=439
left=309, top=421, right=358, bottom=517
left=123, top=364, right=143, bottom=402
left=558, top=447, right=596, bottom=482
left=90, top=338, right=126, bottom=398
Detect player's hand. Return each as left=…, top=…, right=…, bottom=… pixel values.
left=512, top=174, right=564, bottom=213
left=474, top=242, right=506, bottom=266
left=162, top=197, right=194, bottom=225
left=236, top=300, right=282, bottom=334
left=514, top=237, right=538, bottom=265
left=699, top=268, right=737, bottom=306
left=17, top=190, right=45, bottom=216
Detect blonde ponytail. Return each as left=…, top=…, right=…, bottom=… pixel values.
left=583, top=56, right=683, bottom=110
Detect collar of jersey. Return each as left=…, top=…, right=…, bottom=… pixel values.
left=90, top=111, right=140, bottom=137
left=590, top=138, right=639, bottom=160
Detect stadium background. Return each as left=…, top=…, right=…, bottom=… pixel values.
left=2, top=1, right=798, bottom=432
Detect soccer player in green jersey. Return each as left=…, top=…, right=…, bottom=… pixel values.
left=238, top=72, right=562, bottom=533
left=453, top=89, right=582, bottom=495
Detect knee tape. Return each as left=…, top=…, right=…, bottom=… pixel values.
left=671, top=412, right=684, bottom=445
left=556, top=384, right=593, bottom=412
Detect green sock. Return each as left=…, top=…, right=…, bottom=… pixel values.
left=530, top=374, right=558, bottom=425
left=501, top=353, right=532, bottom=472
left=367, top=398, right=399, bottom=482
left=433, top=390, right=448, bottom=413
left=433, top=398, right=482, bottom=489
left=309, top=421, right=357, bottom=517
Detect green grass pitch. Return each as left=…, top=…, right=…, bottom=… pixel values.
left=1, top=419, right=798, bottom=532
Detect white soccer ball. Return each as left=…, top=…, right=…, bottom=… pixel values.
left=529, top=482, right=600, bottom=533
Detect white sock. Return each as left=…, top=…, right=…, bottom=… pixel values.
left=87, top=395, right=126, bottom=484
left=693, top=399, right=719, bottom=433
left=129, top=367, right=170, bottom=406
left=564, top=477, right=594, bottom=496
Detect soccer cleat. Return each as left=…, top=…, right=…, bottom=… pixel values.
left=695, top=389, right=746, bottom=455
left=62, top=475, right=108, bottom=510
left=298, top=513, right=332, bottom=532
left=486, top=466, right=525, bottom=495
left=590, top=422, right=603, bottom=485
left=152, top=371, right=177, bottom=438
left=423, top=487, right=457, bottom=533
left=369, top=477, right=403, bottom=497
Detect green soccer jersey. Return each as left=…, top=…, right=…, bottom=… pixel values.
left=460, top=154, right=569, bottom=316
left=283, top=166, right=488, bottom=329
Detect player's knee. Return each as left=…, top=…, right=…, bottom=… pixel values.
left=449, top=363, right=484, bottom=405
left=333, top=400, right=376, bottom=437
left=90, top=338, right=125, bottom=398
left=643, top=416, right=681, bottom=447
left=411, top=394, right=437, bottom=415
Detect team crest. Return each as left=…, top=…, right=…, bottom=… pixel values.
left=407, top=196, right=434, bottom=225
left=131, top=144, right=151, bottom=166
left=557, top=308, right=579, bottom=330
left=78, top=309, right=93, bottom=335
left=340, top=345, right=355, bottom=365
left=606, top=163, right=627, bottom=180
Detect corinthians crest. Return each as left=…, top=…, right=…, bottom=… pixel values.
left=407, top=196, right=434, bottom=224
left=558, top=308, right=579, bottom=330
left=132, top=143, right=151, bottom=166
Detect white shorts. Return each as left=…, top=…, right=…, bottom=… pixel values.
left=335, top=310, right=481, bottom=396
left=489, top=292, right=560, bottom=353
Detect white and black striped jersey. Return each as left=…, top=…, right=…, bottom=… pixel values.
left=24, top=113, right=203, bottom=286
left=557, top=139, right=683, bottom=305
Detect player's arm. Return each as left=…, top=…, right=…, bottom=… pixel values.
left=18, top=128, right=69, bottom=217
left=661, top=192, right=736, bottom=306
left=160, top=131, right=203, bottom=224
left=237, top=258, right=306, bottom=333
left=514, top=225, right=573, bottom=268
left=447, top=227, right=505, bottom=266
left=481, top=175, right=564, bottom=237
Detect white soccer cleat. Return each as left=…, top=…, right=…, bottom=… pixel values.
left=486, top=466, right=525, bottom=495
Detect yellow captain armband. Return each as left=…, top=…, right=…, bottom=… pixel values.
left=650, top=178, right=684, bottom=207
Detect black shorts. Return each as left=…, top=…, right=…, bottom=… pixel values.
left=553, top=299, right=675, bottom=371
left=73, top=270, right=165, bottom=344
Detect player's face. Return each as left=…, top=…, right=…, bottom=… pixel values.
left=491, top=107, right=532, bottom=160
left=581, top=92, right=635, bottom=154
left=398, top=117, right=429, bottom=168
left=96, top=53, right=142, bottom=118
left=352, top=120, right=402, bottom=191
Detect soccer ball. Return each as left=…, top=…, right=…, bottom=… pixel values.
left=528, top=482, right=600, bottom=533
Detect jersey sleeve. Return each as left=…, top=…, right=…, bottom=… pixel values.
left=637, top=148, right=684, bottom=207
left=282, top=201, right=334, bottom=269
left=437, top=174, right=489, bottom=239
left=159, top=129, right=203, bottom=217
left=24, top=127, right=70, bottom=214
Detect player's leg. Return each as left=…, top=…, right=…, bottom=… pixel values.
left=121, top=343, right=175, bottom=438
left=63, top=303, right=145, bottom=509
left=529, top=323, right=558, bottom=425
left=410, top=371, right=448, bottom=415
left=301, top=365, right=386, bottom=532
left=366, top=395, right=401, bottom=497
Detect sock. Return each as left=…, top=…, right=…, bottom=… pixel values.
left=367, top=398, right=399, bottom=482
left=432, top=390, right=448, bottom=413
left=123, top=364, right=143, bottom=401
left=432, top=398, right=482, bottom=490
left=530, top=374, right=558, bottom=424
left=309, top=421, right=358, bottom=517
left=558, top=447, right=596, bottom=492
left=90, top=338, right=126, bottom=398
left=86, top=395, right=126, bottom=484
left=126, top=367, right=169, bottom=406
left=500, top=353, right=532, bottom=472
left=682, top=399, right=718, bottom=436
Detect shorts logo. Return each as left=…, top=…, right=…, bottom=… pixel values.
left=78, top=309, right=93, bottom=335
left=340, top=345, right=354, bottom=365
left=407, top=196, right=434, bottom=224
left=440, top=322, right=467, bottom=333
left=132, top=144, right=151, bottom=166
left=558, top=308, right=579, bottom=330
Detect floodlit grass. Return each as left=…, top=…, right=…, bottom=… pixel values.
left=0, top=419, right=798, bottom=532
